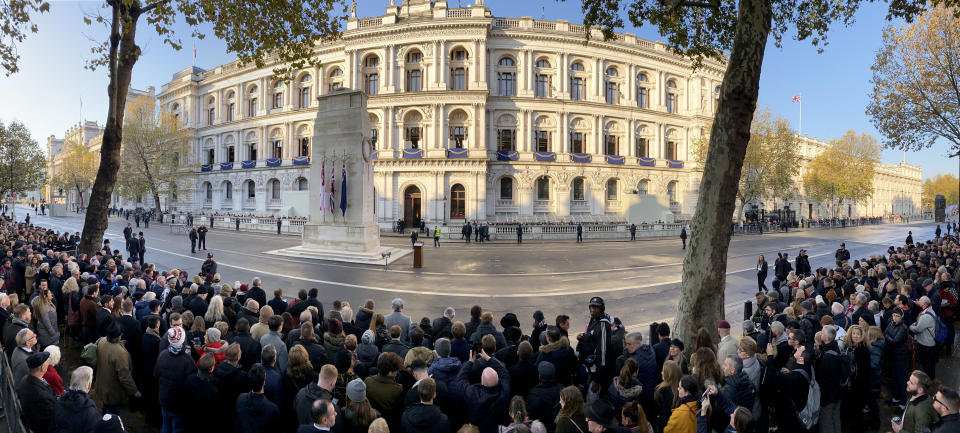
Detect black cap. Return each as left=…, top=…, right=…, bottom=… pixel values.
left=499, top=313, right=520, bottom=329
left=532, top=310, right=545, bottom=322
left=670, top=338, right=685, bottom=352
left=94, top=414, right=126, bottom=433
left=207, top=253, right=213, bottom=258
left=25, top=351, right=50, bottom=369
left=586, top=399, right=617, bottom=428
left=589, top=297, right=605, bottom=308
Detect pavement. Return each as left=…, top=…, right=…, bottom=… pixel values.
left=24, top=209, right=940, bottom=334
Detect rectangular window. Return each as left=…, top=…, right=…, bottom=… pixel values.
left=207, top=149, right=214, bottom=165
left=537, top=180, right=550, bottom=201
left=604, top=135, right=619, bottom=155
left=450, top=127, right=467, bottom=148
left=248, top=98, right=258, bottom=116
left=228, top=146, right=235, bottom=162
left=570, top=132, right=584, bottom=154
left=405, top=127, right=422, bottom=148
left=637, top=87, right=647, bottom=108
left=298, top=138, right=309, bottom=157
left=366, top=74, right=379, bottom=95
left=227, top=103, right=235, bottom=121
left=666, top=141, right=677, bottom=160
left=497, top=129, right=515, bottom=151
left=207, top=108, right=215, bottom=125
left=535, top=131, right=549, bottom=152
left=570, top=77, right=583, bottom=100
left=452, top=68, right=466, bottom=90
left=272, top=140, right=282, bottom=159
left=605, top=82, right=618, bottom=104
left=500, top=180, right=513, bottom=200
left=666, top=94, right=676, bottom=113
left=273, top=92, right=283, bottom=109
left=636, top=137, right=648, bottom=157
left=406, top=70, right=422, bottom=92
left=498, top=73, right=515, bottom=96
left=300, top=88, right=310, bottom=108
left=249, top=144, right=257, bottom=161
left=535, top=74, right=550, bottom=98
left=329, top=82, right=343, bottom=92
left=370, top=129, right=378, bottom=147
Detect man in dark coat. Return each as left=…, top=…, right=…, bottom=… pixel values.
left=456, top=351, right=510, bottom=433
left=617, top=332, right=659, bottom=418
left=525, top=362, right=563, bottom=432
left=236, top=365, right=282, bottom=433
left=189, top=227, right=198, bottom=253
left=18, top=352, right=56, bottom=433
left=795, top=249, right=811, bottom=276
left=835, top=242, right=850, bottom=263
left=138, top=233, right=146, bottom=264
left=96, top=295, right=116, bottom=339
left=183, top=353, right=223, bottom=433
left=201, top=253, right=217, bottom=279
left=402, top=377, right=451, bottom=433
left=123, top=223, right=133, bottom=242
left=680, top=227, right=687, bottom=249
left=155, top=327, right=198, bottom=431
left=52, top=366, right=101, bottom=433
left=197, top=224, right=208, bottom=250
left=232, top=318, right=262, bottom=370
left=127, top=234, right=141, bottom=263
left=577, top=297, right=614, bottom=388
left=516, top=224, right=523, bottom=244
left=246, top=279, right=268, bottom=311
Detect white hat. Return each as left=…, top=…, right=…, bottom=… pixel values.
left=166, top=326, right=186, bottom=347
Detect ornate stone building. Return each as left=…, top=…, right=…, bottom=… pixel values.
left=157, top=0, right=721, bottom=227
left=154, top=0, right=921, bottom=227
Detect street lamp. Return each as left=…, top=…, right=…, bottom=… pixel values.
left=6, top=141, right=13, bottom=222
left=442, top=195, right=447, bottom=226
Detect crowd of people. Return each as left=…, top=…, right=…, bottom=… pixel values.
left=1, top=213, right=959, bottom=433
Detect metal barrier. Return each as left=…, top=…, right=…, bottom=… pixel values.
left=0, top=348, right=26, bottom=433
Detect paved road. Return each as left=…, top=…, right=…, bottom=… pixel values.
left=26, top=209, right=939, bottom=335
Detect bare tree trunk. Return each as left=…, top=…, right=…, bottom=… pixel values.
left=78, top=1, right=141, bottom=255
left=674, top=0, right=773, bottom=350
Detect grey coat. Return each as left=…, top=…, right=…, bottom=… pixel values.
left=384, top=311, right=412, bottom=342
left=11, top=346, right=32, bottom=384
left=35, top=307, right=59, bottom=348
left=260, top=331, right=288, bottom=372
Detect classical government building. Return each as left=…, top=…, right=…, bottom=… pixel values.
left=138, top=0, right=918, bottom=227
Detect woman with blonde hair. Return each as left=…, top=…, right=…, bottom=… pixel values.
left=555, top=385, right=588, bottom=433
left=368, top=418, right=389, bottom=433
left=204, top=295, right=225, bottom=324
left=42, top=345, right=64, bottom=395
left=843, top=324, right=873, bottom=422
left=655, top=360, right=683, bottom=432
left=251, top=305, right=274, bottom=341
left=31, top=288, right=59, bottom=347
left=24, top=255, right=39, bottom=296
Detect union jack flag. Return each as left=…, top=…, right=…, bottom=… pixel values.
left=791, top=94, right=801, bottom=102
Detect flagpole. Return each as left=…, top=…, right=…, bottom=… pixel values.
left=799, top=92, right=802, bottom=136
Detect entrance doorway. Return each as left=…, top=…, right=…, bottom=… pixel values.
left=404, top=185, right=422, bottom=228
left=450, top=184, right=465, bottom=219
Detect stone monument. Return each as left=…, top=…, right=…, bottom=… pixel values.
left=268, top=90, right=409, bottom=264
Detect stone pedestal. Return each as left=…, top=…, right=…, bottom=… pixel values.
left=268, top=89, right=409, bottom=265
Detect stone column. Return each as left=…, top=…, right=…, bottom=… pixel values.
left=473, top=103, right=485, bottom=154
left=558, top=53, right=567, bottom=98
left=595, top=57, right=603, bottom=100
left=626, top=120, right=634, bottom=157
left=559, top=111, right=567, bottom=154
left=475, top=171, right=487, bottom=221
left=594, top=115, right=602, bottom=155
left=477, top=40, right=487, bottom=89
left=384, top=46, right=393, bottom=92
left=558, top=185, right=571, bottom=217
left=473, top=39, right=482, bottom=89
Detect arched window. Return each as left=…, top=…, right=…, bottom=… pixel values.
left=498, top=57, right=515, bottom=66
left=407, top=51, right=422, bottom=63
left=667, top=181, right=677, bottom=203
left=248, top=85, right=259, bottom=116
left=299, top=74, right=312, bottom=108
left=365, top=73, right=379, bottom=95
left=605, top=67, right=619, bottom=104
left=225, top=91, right=236, bottom=121
left=500, top=177, right=513, bottom=200
left=296, top=178, right=308, bottom=191
left=405, top=52, right=423, bottom=92
left=247, top=181, right=256, bottom=199
left=365, top=57, right=379, bottom=68
left=450, top=184, right=465, bottom=219
left=536, top=59, right=551, bottom=68
left=451, top=67, right=466, bottom=90
left=605, top=67, right=618, bottom=77
left=225, top=181, right=233, bottom=199
left=636, top=73, right=648, bottom=108
left=536, top=177, right=550, bottom=201
left=638, top=180, right=649, bottom=195
left=535, top=59, right=551, bottom=98
left=666, top=80, right=678, bottom=113
left=606, top=179, right=618, bottom=200
left=329, top=69, right=344, bottom=92
left=498, top=71, right=515, bottom=96
left=571, top=62, right=584, bottom=71
left=270, top=179, right=280, bottom=200
left=451, top=49, right=468, bottom=61
left=572, top=178, right=585, bottom=201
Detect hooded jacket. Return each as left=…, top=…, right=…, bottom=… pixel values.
left=720, top=371, right=756, bottom=409
left=607, top=376, right=643, bottom=409
left=401, top=403, right=451, bottom=433
left=535, top=337, right=577, bottom=385
left=469, top=323, right=507, bottom=351
left=617, top=344, right=658, bottom=401
left=323, top=332, right=346, bottom=361
left=357, top=331, right=381, bottom=374
left=355, top=307, right=374, bottom=334
left=52, top=389, right=101, bottom=433
left=294, top=383, right=335, bottom=426
left=429, top=356, right=463, bottom=398
left=155, top=346, right=198, bottom=413
left=456, top=358, right=511, bottom=433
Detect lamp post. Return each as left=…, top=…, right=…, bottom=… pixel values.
left=442, top=195, right=447, bottom=226
left=7, top=141, right=13, bottom=222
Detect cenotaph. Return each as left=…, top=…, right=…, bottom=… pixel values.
left=268, top=90, right=409, bottom=264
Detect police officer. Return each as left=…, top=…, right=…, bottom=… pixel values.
left=188, top=226, right=198, bottom=253
left=277, top=218, right=283, bottom=235
left=516, top=224, right=523, bottom=244
left=123, top=223, right=133, bottom=243
left=235, top=216, right=241, bottom=231
left=576, top=223, right=583, bottom=243
left=197, top=224, right=208, bottom=250
left=577, top=297, right=613, bottom=392
left=433, top=226, right=441, bottom=247
left=629, top=223, right=637, bottom=241
left=835, top=242, right=850, bottom=263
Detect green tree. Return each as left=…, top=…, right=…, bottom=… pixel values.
left=802, top=131, right=881, bottom=217
left=49, top=139, right=99, bottom=209
left=0, top=0, right=50, bottom=76
left=0, top=120, right=46, bottom=201
left=117, top=94, right=192, bottom=212
left=867, top=5, right=960, bottom=154
left=575, top=0, right=944, bottom=347
left=73, top=0, right=348, bottom=255
left=922, top=173, right=960, bottom=208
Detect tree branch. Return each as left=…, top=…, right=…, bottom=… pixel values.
left=137, top=0, right=172, bottom=15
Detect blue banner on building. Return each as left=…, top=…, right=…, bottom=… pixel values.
left=201, top=164, right=212, bottom=172
left=266, top=158, right=282, bottom=167
left=220, top=162, right=233, bottom=170
left=292, top=156, right=310, bottom=165
left=241, top=160, right=256, bottom=169
left=667, top=159, right=683, bottom=168
left=496, top=150, right=519, bottom=161
left=403, top=148, right=424, bottom=159
left=637, top=156, right=656, bottom=167
left=371, top=150, right=379, bottom=159
left=447, top=148, right=469, bottom=158
left=570, top=153, right=592, bottom=163
left=534, top=151, right=556, bottom=162
left=605, top=155, right=625, bottom=165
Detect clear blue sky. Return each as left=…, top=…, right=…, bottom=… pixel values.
left=1, top=0, right=954, bottom=180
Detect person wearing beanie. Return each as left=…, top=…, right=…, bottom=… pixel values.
left=324, top=318, right=347, bottom=362
left=94, top=414, right=127, bottom=433
left=357, top=330, right=381, bottom=375
left=155, top=326, right=197, bottom=430
left=17, top=351, right=55, bottom=433
left=525, top=361, right=563, bottom=432
left=95, top=322, right=140, bottom=415
left=343, top=378, right=381, bottom=433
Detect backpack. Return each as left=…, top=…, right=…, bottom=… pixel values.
left=793, top=368, right=821, bottom=429
left=924, top=311, right=949, bottom=344
left=824, top=349, right=853, bottom=389
left=81, top=341, right=98, bottom=367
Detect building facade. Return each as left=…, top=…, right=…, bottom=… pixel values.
left=153, top=0, right=921, bottom=227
